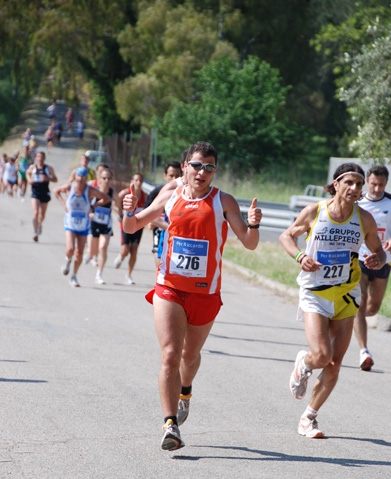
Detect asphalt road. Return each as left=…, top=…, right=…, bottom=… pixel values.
left=1, top=115, right=391, bottom=478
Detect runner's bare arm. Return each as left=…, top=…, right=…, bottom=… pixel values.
left=222, top=193, right=262, bottom=250
left=89, top=186, right=111, bottom=207
left=26, top=165, right=34, bottom=185
left=53, top=183, right=71, bottom=211
left=122, top=184, right=169, bottom=234
left=47, top=166, right=58, bottom=182
left=360, top=208, right=387, bottom=269
left=279, top=203, right=322, bottom=272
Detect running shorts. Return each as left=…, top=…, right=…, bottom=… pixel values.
left=90, top=221, right=113, bottom=238
left=121, top=228, right=143, bottom=246
left=31, top=191, right=51, bottom=203
left=297, top=284, right=361, bottom=321
left=145, top=284, right=223, bottom=326
left=359, top=260, right=391, bottom=281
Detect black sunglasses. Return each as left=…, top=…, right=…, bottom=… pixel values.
left=188, top=161, right=217, bottom=172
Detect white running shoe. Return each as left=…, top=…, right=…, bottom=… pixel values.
left=298, top=416, right=324, bottom=438
left=124, top=275, right=135, bottom=285
left=290, top=350, right=312, bottom=400
left=360, top=350, right=374, bottom=371
left=83, top=254, right=92, bottom=265
left=161, top=419, right=185, bottom=451
left=95, top=272, right=106, bottom=285
left=113, top=255, right=123, bottom=269
left=69, top=274, right=80, bottom=287
left=91, top=256, right=98, bottom=267
left=177, top=394, right=192, bottom=426
left=61, top=259, right=71, bottom=275
left=113, top=254, right=123, bottom=269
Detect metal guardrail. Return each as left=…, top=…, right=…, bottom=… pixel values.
left=239, top=205, right=296, bottom=230
left=289, top=195, right=324, bottom=210
left=237, top=199, right=296, bottom=230
left=304, top=184, right=328, bottom=197
left=142, top=184, right=326, bottom=232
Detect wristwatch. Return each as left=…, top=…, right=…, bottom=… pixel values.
left=247, top=223, right=260, bottom=229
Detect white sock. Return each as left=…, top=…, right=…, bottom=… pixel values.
left=302, top=405, right=318, bottom=419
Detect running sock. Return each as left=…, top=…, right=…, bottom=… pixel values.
left=360, top=348, right=369, bottom=354
left=302, top=405, right=318, bottom=419
left=181, top=385, right=192, bottom=396
left=164, top=415, right=178, bottom=426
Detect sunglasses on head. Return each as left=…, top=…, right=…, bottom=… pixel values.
left=188, top=161, right=217, bottom=172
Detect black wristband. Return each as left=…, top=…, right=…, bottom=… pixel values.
left=247, top=223, right=260, bottom=229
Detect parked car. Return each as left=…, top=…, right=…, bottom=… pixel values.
left=85, top=150, right=111, bottom=166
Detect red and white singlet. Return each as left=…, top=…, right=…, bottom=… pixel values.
left=157, top=186, right=228, bottom=294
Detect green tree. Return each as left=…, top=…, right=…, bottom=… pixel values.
left=154, top=56, right=295, bottom=174
left=0, top=0, right=136, bottom=136
left=30, top=0, right=136, bottom=135
left=339, top=34, right=391, bottom=162
left=311, top=2, right=391, bottom=80
left=115, top=0, right=239, bottom=126
left=0, top=0, right=41, bottom=99
left=312, top=2, right=391, bottom=161
left=0, top=75, right=23, bottom=142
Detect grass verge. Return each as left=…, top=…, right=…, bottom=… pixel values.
left=213, top=173, right=303, bottom=203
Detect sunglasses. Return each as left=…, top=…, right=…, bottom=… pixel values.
left=101, top=176, right=111, bottom=180
left=188, top=161, right=217, bottom=172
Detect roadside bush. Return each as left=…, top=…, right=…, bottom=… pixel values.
left=0, top=79, right=25, bottom=142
